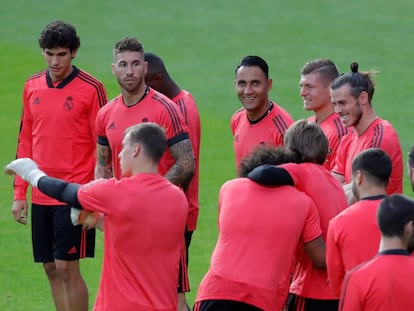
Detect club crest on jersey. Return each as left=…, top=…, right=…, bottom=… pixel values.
left=32, top=97, right=40, bottom=105
left=142, top=117, right=149, bottom=122
left=63, top=97, right=74, bottom=111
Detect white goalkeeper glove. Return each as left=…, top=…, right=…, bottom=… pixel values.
left=70, top=207, right=100, bottom=230
left=5, top=158, right=46, bottom=187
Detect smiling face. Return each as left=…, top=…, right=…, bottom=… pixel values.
left=299, top=72, right=331, bottom=112
left=331, top=84, right=363, bottom=128
left=112, top=50, right=147, bottom=94
left=235, top=65, right=272, bottom=120
left=42, top=47, right=77, bottom=81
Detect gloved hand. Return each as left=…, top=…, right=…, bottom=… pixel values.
left=5, top=158, right=46, bottom=187
left=70, top=207, right=100, bottom=230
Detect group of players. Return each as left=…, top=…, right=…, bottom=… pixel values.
left=5, top=19, right=414, bottom=311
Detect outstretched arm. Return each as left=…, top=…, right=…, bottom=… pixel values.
left=37, top=177, right=82, bottom=209
left=247, top=164, right=294, bottom=186
left=5, top=158, right=98, bottom=228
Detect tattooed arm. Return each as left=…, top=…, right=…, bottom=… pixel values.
left=164, top=138, right=195, bottom=191
left=95, top=143, right=113, bottom=179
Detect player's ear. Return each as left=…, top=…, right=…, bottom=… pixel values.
left=71, top=48, right=78, bottom=59
left=267, top=78, right=273, bottom=92
left=132, top=143, right=141, bottom=158
left=358, top=90, right=369, bottom=105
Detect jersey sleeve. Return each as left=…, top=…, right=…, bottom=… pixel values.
left=77, top=179, right=113, bottom=214
left=88, top=81, right=107, bottom=145
left=326, top=217, right=346, bottom=297
left=331, top=141, right=346, bottom=177
left=377, top=128, right=403, bottom=194
left=158, top=98, right=190, bottom=147
left=14, top=83, right=33, bottom=200
left=302, top=199, right=322, bottom=244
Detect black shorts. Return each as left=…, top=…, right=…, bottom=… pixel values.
left=32, top=204, right=95, bottom=263
left=177, top=228, right=194, bottom=293
left=194, top=300, right=263, bottom=311
left=287, top=294, right=339, bottom=311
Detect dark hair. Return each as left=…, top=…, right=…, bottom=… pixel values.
left=330, top=62, right=377, bottom=103
left=284, top=119, right=329, bottom=165
left=235, top=55, right=269, bottom=79
left=144, top=52, right=165, bottom=73
left=301, top=58, right=340, bottom=85
left=38, top=20, right=80, bottom=52
left=124, top=122, right=166, bottom=163
left=352, top=148, right=392, bottom=187
left=408, top=145, right=414, bottom=168
left=114, top=37, right=144, bottom=58
left=378, top=194, right=414, bottom=237
left=238, top=145, right=298, bottom=177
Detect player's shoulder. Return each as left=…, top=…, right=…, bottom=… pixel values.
left=149, top=88, right=175, bottom=105
left=271, top=101, right=293, bottom=119
left=97, top=95, right=120, bottom=114
left=231, top=107, right=246, bottom=120
left=77, top=68, right=104, bottom=84
left=25, top=70, right=47, bottom=84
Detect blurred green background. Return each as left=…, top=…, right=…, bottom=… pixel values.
left=1, top=1, right=413, bottom=309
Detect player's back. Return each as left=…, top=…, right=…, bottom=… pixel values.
left=196, top=178, right=321, bottom=310
left=283, top=162, right=347, bottom=299
left=340, top=253, right=414, bottom=311
left=78, top=173, right=188, bottom=311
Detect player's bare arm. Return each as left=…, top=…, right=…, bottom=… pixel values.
left=304, top=236, right=326, bottom=269
left=12, top=200, right=28, bottom=225
left=95, top=143, right=113, bottom=179
left=165, top=138, right=195, bottom=190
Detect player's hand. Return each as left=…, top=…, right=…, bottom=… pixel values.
left=12, top=200, right=28, bottom=225
left=70, top=208, right=100, bottom=230
left=5, top=158, right=46, bottom=187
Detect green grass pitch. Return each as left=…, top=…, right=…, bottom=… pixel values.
left=1, top=0, right=413, bottom=309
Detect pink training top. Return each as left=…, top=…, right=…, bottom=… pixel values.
left=196, top=179, right=321, bottom=311
left=15, top=67, right=107, bottom=205
left=231, top=102, right=294, bottom=169
left=78, top=173, right=188, bottom=311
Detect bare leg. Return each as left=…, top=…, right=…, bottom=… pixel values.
left=55, top=259, right=89, bottom=311
left=44, top=262, right=69, bottom=311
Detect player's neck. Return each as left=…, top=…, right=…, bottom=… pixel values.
left=355, top=110, right=377, bottom=136
left=314, top=104, right=335, bottom=123
left=379, top=236, right=407, bottom=253
left=123, top=86, right=149, bottom=107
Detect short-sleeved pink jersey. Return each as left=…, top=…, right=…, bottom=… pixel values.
left=96, top=88, right=189, bottom=179
left=326, top=196, right=384, bottom=296
left=231, top=102, right=294, bottom=169
left=307, top=113, right=348, bottom=170
left=332, top=118, right=403, bottom=194
left=78, top=173, right=188, bottom=311
left=282, top=162, right=348, bottom=299
left=340, top=252, right=414, bottom=311
left=173, top=90, right=201, bottom=230
left=15, top=67, right=107, bottom=204
left=196, top=179, right=321, bottom=311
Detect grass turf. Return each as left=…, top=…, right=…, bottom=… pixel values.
left=1, top=0, right=413, bottom=309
